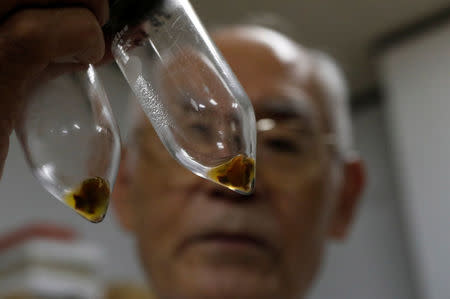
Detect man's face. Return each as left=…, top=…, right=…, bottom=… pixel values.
left=114, top=28, right=361, bottom=299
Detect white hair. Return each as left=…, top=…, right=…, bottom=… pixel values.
left=310, top=50, right=354, bottom=158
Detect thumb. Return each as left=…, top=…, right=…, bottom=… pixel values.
left=0, top=120, right=13, bottom=180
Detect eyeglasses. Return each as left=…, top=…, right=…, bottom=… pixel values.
left=256, top=118, right=338, bottom=170
left=130, top=116, right=339, bottom=189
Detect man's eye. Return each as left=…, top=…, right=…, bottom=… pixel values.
left=264, top=138, right=300, bottom=154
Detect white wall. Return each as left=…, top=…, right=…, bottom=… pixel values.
left=379, top=20, right=450, bottom=299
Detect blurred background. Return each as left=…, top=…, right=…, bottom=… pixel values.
left=2, top=0, right=450, bottom=298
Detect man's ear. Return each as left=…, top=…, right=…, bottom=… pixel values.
left=329, top=157, right=366, bottom=240
left=112, top=149, right=136, bottom=232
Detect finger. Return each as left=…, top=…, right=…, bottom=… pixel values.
left=0, top=113, right=14, bottom=181
left=0, top=0, right=109, bottom=25
left=0, top=7, right=106, bottom=78
left=0, top=133, right=9, bottom=180
left=95, top=31, right=114, bottom=65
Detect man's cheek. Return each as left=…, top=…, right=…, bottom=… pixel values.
left=131, top=177, right=187, bottom=232
left=137, top=157, right=197, bottom=187
left=275, top=176, right=332, bottom=237
left=131, top=186, right=174, bottom=253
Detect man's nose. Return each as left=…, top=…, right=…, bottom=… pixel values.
left=200, top=175, right=268, bottom=203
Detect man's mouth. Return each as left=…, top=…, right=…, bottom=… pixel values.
left=197, top=232, right=268, bottom=247
left=179, top=231, right=275, bottom=256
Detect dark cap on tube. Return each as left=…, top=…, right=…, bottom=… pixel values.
left=104, top=0, right=166, bottom=34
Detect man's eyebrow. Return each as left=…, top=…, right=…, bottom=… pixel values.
left=255, top=99, right=314, bottom=123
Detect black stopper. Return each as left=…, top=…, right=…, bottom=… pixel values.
left=104, top=0, right=166, bottom=35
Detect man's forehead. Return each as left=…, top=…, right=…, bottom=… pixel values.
left=213, top=26, right=329, bottom=129
left=213, top=26, right=311, bottom=73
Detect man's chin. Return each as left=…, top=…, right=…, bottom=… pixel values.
left=174, top=260, right=280, bottom=299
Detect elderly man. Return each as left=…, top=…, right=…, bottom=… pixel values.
left=112, top=25, right=365, bottom=299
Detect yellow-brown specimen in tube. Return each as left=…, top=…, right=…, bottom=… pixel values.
left=208, top=155, right=255, bottom=194
left=64, top=177, right=110, bottom=223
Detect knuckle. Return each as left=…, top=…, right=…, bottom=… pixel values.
left=78, top=12, right=105, bottom=62
left=10, top=12, right=43, bottom=45
left=6, top=12, right=48, bottom=63
left=75, top=0, right=105, bottom=24
left=80, top=10, right=102, bottom=37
